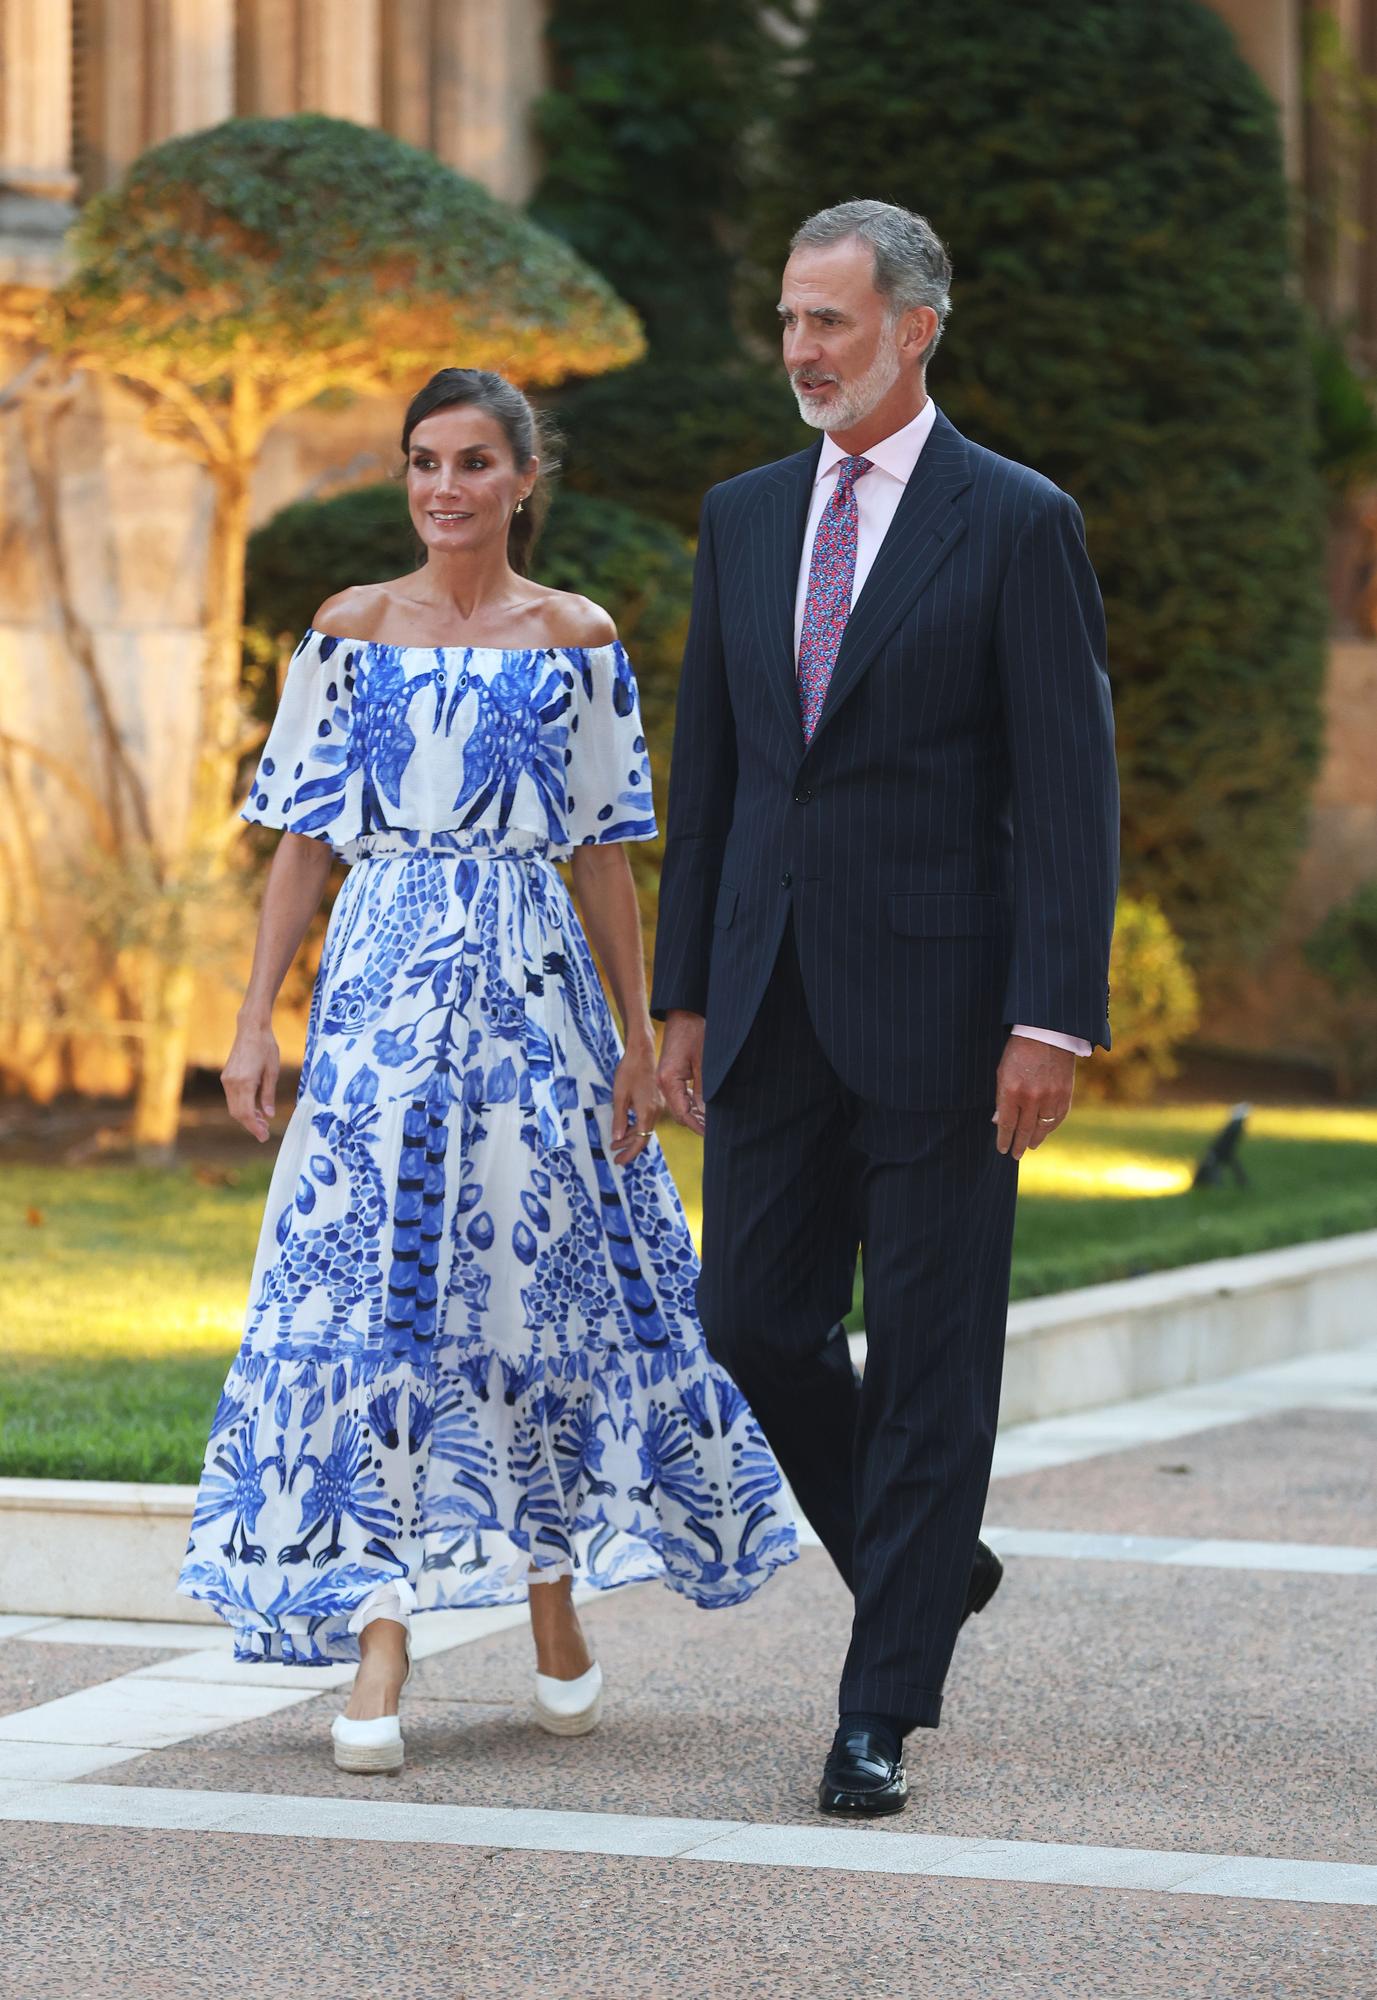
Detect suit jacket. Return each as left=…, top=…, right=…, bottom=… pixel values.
left=650, top=408, right=1120, bottom=1110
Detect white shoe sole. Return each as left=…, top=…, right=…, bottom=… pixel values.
left=533, top=1687, right=603, bottom=1736
left=332, top=1732, right=405, bottom=1773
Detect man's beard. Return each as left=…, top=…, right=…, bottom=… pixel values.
left=791, top=336, right=902, bottom=431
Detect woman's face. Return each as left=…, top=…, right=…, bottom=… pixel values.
left=406, top=406, right=536, bottom=560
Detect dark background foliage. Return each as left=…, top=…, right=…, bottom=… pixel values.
left=529, top=0, right=774, bottom=356
left=758, top=0, right=1329, bottom=975
left=547, top=356, right=805, bottom=536
left=531, top=1, right=807, bottom=528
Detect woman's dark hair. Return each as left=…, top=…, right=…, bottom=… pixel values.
left=400, top=368, right=560, bottom=576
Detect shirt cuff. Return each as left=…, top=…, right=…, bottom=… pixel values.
left=1012, top=1024, right=1093, bottom=1059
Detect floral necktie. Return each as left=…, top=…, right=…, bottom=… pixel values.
left=797, top=454, right=873, bottom=743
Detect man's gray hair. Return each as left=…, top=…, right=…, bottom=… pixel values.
left=790, top=200, right=952, bottom=361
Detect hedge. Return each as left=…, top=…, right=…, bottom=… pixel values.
left=761, top=0, right=1329, bottom=973
left=550, top=356, right=807, bottom=536
left=530, top=4, right=807, bottom=527
left=529, top=1, right=771, bottom=358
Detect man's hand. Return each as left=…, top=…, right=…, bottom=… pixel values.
left=993, top=1036, right=1075, bottom=1159
left=657, top=1010, right=707, bottom=1136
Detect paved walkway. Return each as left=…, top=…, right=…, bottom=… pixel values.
left=2, top=1343, right=1375, bottom=1999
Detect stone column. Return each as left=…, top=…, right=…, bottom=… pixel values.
left=237, top=0, right=302, bottom=117
left=434, top=0, right=547, bottom=203
left=73, top=0, right=151, bottom=194
left=0, top=0, right=77, bottom=199
left=1204, top=0, right=1303, bottom=180
left=382, top=0, right=435, bottom=150
left=300, top=0, right=382, bottom=123
left=147, top=0, right=235, bottom=143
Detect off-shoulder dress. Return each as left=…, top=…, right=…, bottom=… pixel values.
left=177, top=629, right=797, bottom=1664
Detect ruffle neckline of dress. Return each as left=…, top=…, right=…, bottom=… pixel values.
left=303, top=627, right=624, bottom=661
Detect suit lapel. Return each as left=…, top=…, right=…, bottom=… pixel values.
left=809, top=410, right=973, bottom=749
left=747, top=442, right=819, bottom=750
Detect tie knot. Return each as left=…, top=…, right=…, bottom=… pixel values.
left=834, top=454, right=872, bottom=494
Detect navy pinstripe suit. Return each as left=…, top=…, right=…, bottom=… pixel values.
left=651, top=407, right=1118, bottom=1730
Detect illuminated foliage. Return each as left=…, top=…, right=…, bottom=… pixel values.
left=48, top=112, right=643, bottom=435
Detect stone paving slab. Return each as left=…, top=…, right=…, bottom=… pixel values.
left=15, top=1780, right=1375, bottom=1904
left=0, top=1823, right=1372, bottom=2000
left=989, top=1406, right=1377, bottom=1544
left=0, top=1639, right=175, bottom=1718
left=94, top=1547, right=1377, bottom=1864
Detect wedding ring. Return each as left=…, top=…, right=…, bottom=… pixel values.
left=1037, top=1115, right=1058, bottom=1123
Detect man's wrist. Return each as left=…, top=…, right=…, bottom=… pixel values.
left=1011, top=1024, right=1092, bottom=1059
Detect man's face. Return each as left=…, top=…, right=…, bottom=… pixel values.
left=779, top=237, right=902, bottom=430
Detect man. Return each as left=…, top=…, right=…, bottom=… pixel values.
left=651, top=200, right=1118, bottom=1816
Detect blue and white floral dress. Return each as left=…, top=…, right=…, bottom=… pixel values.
left=178, top=629, right=797, bottom=1664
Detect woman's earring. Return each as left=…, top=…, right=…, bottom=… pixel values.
left=515, top=498, right=526, bottom=514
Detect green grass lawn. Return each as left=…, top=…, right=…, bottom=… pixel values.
left=2, top=1103, right=1375, bottom=1484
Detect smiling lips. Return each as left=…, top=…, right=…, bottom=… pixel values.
left=429, top=511, right=471, bottom=523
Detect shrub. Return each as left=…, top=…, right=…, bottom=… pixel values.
left=550, top=357, right=807, bottom=536
left=55, top=112, right=643, bottom=394
left=530, top=1, right=773, bottom=358
left=531, top=4, right=807, bottom=523
left=1304, top=880, right=1377, bottom=1096
left=1082, top=898, right=1201, bottom=1101
left=760, top=0, right=1329, bottom=974
left=1310, top=326, right=1377, bottom=499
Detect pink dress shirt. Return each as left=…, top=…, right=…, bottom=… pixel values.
left=795, top=402, right=1092, bottom=1059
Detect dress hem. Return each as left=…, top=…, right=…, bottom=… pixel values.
left=176, top=1535, right=798, bottom=1667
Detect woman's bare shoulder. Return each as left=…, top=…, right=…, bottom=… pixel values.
left=309, top=582, right=402, bottom=640
left=533, top=589, right=619, bottom=649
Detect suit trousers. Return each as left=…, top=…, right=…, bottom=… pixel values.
left=697, top=921, right=1018, bottom=1730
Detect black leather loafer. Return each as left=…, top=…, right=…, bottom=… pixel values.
left=963, top=1539, right=1004, bottom=1624
left=817, top=1724, right=909, bottom=1817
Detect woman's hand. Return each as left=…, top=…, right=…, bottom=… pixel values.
left=611, top=1038, right=664, bottom=1167
left=221, top=1015, right=281, bottom=1144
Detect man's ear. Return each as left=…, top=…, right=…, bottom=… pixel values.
left=902, top=306, right=938, bottom=357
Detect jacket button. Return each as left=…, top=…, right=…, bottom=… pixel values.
left=780, top=871, right=792, bottom=889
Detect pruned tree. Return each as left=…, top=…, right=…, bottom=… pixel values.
left=25, top=113, right=642, bottom=1155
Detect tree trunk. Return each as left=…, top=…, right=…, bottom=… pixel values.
left=130, top=447, right=254, bottom=1156
left=131, top=958, right=196, bottom=1163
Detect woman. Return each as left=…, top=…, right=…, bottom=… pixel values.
left=178, top=368, right=797, bottom=1772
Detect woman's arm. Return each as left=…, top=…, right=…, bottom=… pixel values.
left=569, top=843, right=662, bottom=1166
left=221, top=832, right=336, bottom=1142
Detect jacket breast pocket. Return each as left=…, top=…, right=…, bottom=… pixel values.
left=889, top=893, right=1004, bottom=937
left=713, top=883, right=740, bottom=930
